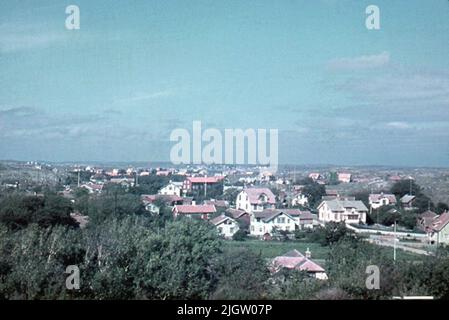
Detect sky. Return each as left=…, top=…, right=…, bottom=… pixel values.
left=1, top=0, right=449, bottom=166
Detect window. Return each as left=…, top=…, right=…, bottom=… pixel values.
left=277, top=217, right=285, bottom=224
left=230, top=227, right=234, bottom=233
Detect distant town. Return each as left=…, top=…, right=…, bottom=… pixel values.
left=1, top=160, right=449, bottom=299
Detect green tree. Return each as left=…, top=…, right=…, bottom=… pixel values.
left=211, top=248, right=269, bottom=299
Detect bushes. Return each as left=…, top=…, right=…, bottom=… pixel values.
left=0, top=194, right=77, bottom=230
left=294, top=222, right=352, bottom=246
left=0, top=217, right=222, bottom=300
left=211, top=248, right=269, bottom=299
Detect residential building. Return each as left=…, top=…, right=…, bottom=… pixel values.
left=308, top=173, right=321, bottom=181
left=317, top=199, right=368, bottom=224
left=269, top=249, right=328, bottom=280
left=159, top=181, right=183, bottom=197
left=400, top=195, right=416, bottom=210
left=141, top=194, right=184, bottom=214
left=249, top=209, right=297, bottom=237
left=417, top=210, right=438, bottom=232
left=369, top=193, right=397, bottom=209
left=80, top=182, right=103, bottom=194
left=291, top=192, right=309, bottom=207
left=422, top=211, right=449, bottom=245
left=282, top=209, right=318, bottom=229
left=236, top=188, right=276, bottom=213
left=338, top=172, right=352, bottom=183
left=172, top=204, right=216, bottom=220
left=226, top=208, right=250, bottom=227
left=210, top=214, right=239, bottom=239
left=204, top=199, right=230, bottom=209
left=183, top=176, right=225, bottom=195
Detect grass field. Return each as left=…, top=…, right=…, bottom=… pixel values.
left=224, top=239, right=329, bottom=260
left=223, top=239, right=424, bottom=266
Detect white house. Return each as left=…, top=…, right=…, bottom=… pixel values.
left=236, top=188, right=276, bottom=213
left=428, top=212, right=449, bottom=245
left=291, top=193, right=309, bottom=207
left=159, top=181, right=183, bottom=197
left=282, top=209, right=319, bottom=229
left=249, top=209, right=297, bottom=237
left=338, top=173, right=352, bottom=183
left=210, top=214, right=239, bottom=239
left=317, top=199, right=368, bottom=224
left=80, top=182, right=103, bottom=194
left=369, top=193, right=397, bottom=209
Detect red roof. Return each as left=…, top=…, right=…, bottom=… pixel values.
left=432, top=212, right=449, bottom=232
left=187, top=176, right=224, bottom=184
left=141, top=194, right=184, bottom=203
left=244, top=188, right=276, bottom=205
left=271, top=250, right=325, bottom=273
left=174, top=205, right=216, bottom=214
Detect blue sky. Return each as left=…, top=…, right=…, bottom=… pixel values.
left=1, top=0, right=449, bottom=166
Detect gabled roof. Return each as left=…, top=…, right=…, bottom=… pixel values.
left=204, top=199, right=230, bottom=208
left=271, top=250, right=325, bottom=273
left=318, top=199, right=368, bottom=212
left=210, top=214, right=236, bottom=226
left=226, top=208, right=248, bottom=219
left=400, top=195, right=416, bottom=203
left=432, top=212, right=449, bottom=232
left=369, top=193, right=397, bottom=203
left=243, top=188, right=276, bottom=205
left=419, top=210, right=437, bottom=219
left=253, top=209, right=296, bottom=223
left=174, top=204, right=216, bottom=214
left=141, top=194, right=184, bottom=204
left=187, top=176, right=224, bottom=184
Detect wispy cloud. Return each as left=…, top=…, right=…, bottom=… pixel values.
left=0, top=32, right=66, bottom=53
left=386, top=121, right=412, bottom=130
left=115, top=89, right=176, bottom=105
left=327, top=51, right=390, bottom=71
left=0, top=105, right=159, bottom=143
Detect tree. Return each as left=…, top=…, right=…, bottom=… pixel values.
left=269, top=270, right=326, bottom=300
left=299, top=178, right=326, bottom=208
left=211, top=248, right=269, bottom=299
left=322, top=222, right=351, bottom=246
left=0, top=194, right=77, bottom=230
left=232, top=229, right=247, bottom=241
left=436, top=202, right=449, bottom=214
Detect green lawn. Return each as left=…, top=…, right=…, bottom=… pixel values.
left=223, top=239, right=424, bottom=265
left=223, top=239, right=329, bottom=260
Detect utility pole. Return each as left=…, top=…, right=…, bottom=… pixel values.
left=393, top=220, right=397, bottom=262
left=77, top=170, right=80, bottom=188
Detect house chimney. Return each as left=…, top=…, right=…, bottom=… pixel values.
left=192, top=200, right=196, bottom=206
left=305, top=247, right=311, bottom=259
